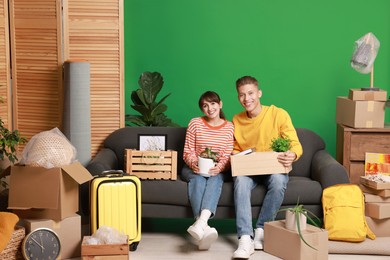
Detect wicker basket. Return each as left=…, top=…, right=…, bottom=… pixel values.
left=0, top=225, right=25, bottom=260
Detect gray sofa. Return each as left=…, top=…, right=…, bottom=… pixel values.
left=83, top=127, right=349, bottom=221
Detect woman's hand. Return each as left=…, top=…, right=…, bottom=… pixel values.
left=277, top=151, right=297, bottom=167
left=207, top=166, right=220, bottom=176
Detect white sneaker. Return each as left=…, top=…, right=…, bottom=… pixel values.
left=254, top=228, right=264, bottom=250
left=198, top=226, right=218, bottom=250
left=233, top=235, right=254, bottom=259
left=187, top=219, right=207, bottom=241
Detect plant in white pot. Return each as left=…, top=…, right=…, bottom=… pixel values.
left=198, top=147, right=218, bottom=177
left=277, top=199, right=322, bottom=250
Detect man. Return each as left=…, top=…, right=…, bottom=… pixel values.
left=232, top=76, right=303, bottom=259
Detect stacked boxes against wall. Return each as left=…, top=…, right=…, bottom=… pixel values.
left=7, top=162, right=93, bottom=259
left=360, top=176, right=390, bottom=236
left=336, top=89, right=387, bottom=128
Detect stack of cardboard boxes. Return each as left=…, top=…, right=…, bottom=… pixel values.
left=336, top=88, right=387, bottom=128
left=360, top=176, right=390, bottom=237
left=7, top=162, right=93, bottom=259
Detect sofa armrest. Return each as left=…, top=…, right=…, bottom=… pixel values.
left=86, top=148, right=118, bottom=176
left=311, top=150, right=350, bottom=189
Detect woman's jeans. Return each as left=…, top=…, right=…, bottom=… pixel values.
left=181, top=165, right=225, bottom=219
left=233, top=174, right=288, bottom=238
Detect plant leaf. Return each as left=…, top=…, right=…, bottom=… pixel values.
left=138, top=72, right=163, bottom=105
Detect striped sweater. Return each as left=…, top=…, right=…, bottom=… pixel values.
left=183, top=117, right=234, bottom=172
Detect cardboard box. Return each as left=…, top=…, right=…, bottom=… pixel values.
left=19, top=214, right=82, bottom=259
left=336, top=96, right=385, bottom=128
left=81, top=236, right=129, bottom=260
left=8, top=162, right=93, bottom=221
left=366, top=216, right=390, bottom=237
left=264, top=220, right=328, bottom=260
left=364, top=193, right=390, bottom=203
left=231, top=152, right=291, bottom=176
left=360, top=176, right=390, bottom=190
left=365, top=202, right=390, bottom=219
left=349, top=88, right=388, bottom=101
left=124, top=149, right=177, bottom=180
left=360, top=184, right=390, bottom=198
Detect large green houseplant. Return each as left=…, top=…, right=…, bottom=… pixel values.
left=0, top=97, right=27, bottom=190
left=125, top=72, right=179, bottom=127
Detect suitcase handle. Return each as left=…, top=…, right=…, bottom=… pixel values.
left=100, top=169, right=125, bottom=177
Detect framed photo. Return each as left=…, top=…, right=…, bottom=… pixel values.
left=138, top=134, right=167, bottom=151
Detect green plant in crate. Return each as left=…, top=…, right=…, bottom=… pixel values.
left=270, top=135, right=291, bottom=152
left=126, top=72, right=179, bottom=127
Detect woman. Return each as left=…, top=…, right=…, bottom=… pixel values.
left=182, top=91, right=234, bottom=250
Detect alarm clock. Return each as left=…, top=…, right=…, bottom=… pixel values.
left=22, top=228, right=61, bottom=260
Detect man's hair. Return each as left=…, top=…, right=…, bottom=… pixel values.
left=236, top=76, right=258, bottom=90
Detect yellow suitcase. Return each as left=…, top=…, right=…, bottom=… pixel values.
left=90, top=170, right=141, bottom=251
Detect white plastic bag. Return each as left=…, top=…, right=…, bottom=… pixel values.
left=351, top=32, right=380, bottom=74
left=20, top=127, right=77, bottom=168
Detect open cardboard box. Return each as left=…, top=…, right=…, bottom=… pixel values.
left=231, top=152, right=291, bottom=177
left=264, top=220, right=328, bottom=260
left=8, top=162, right=93, bottom=221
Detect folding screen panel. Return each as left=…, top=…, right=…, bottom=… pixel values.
left=64, top=0, right=124, bottom=156
left=5, top=0, right=124, bottom=157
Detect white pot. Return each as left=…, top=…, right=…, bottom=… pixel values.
left=285, top=210, right=307, bottom=231
left=198, top=156, right=215, bottom=176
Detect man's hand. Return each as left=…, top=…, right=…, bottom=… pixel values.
left=277, top=151, right=297, bottom=167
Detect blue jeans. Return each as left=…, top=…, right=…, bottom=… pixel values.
left=181, top=165, right=225, bottom=219
left=233, top=174, right=288, bottom=238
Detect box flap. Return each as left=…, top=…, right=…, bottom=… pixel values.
left=61, top=161, right=93, bottom=184
left=8, top=166, right=60, bottom=209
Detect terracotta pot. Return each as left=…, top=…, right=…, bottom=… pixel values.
left=285, top=210, right=307, bottom=231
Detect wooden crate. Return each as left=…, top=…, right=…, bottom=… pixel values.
left=81, top=236, right=129, bottom=260
left=124, top=149, right=177, bottom=180
left=231, top=152, right=291, bottom=177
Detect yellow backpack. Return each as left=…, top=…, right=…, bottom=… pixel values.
left=322, top=184, right=376, bottom=242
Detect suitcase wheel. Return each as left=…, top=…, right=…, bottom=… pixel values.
left=130, top=242, right=139, bottom=251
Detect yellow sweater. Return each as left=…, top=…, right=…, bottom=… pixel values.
left=233, top=105, right=303, bottom=160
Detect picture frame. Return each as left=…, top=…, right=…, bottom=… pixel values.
left=138, top=134, right=167, bottom=151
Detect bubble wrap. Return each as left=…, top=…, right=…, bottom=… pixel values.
left=21, top=128, right=76, bottom=168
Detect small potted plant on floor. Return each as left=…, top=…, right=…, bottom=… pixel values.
left=277, top=198, right=322, bottom=250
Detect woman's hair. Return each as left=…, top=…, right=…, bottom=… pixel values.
left=198, top=91, right=226, bottom=119
left=236, top=75, right=258, bottom=90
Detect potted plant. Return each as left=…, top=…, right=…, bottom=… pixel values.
left=125, top=71, right=179, bottom=127
left=0, top=117, right=27, bottom=190
left=198, top=147, right=218, bottom=176
left=276, top=199, right=322, bottom=250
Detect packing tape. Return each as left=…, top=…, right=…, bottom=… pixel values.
left=366, top=121, right=373, bottom=128
left=367, top=101, right=374, bottom=112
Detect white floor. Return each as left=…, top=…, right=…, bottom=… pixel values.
left=129, top=232, right=389, bottom=260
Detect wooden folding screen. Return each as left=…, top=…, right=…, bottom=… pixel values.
left=5, top=0, right=123, bottom=156
left=0, top=0, right=11, bottom=127
left=63, top=0, right=124, bottom=156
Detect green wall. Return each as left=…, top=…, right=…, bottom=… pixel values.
left=124, top=0, right=390, bottom=156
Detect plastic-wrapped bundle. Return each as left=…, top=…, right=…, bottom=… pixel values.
left=20, top=128, right=77, bottom=168
left=351, top=32, right=380, bottom=74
